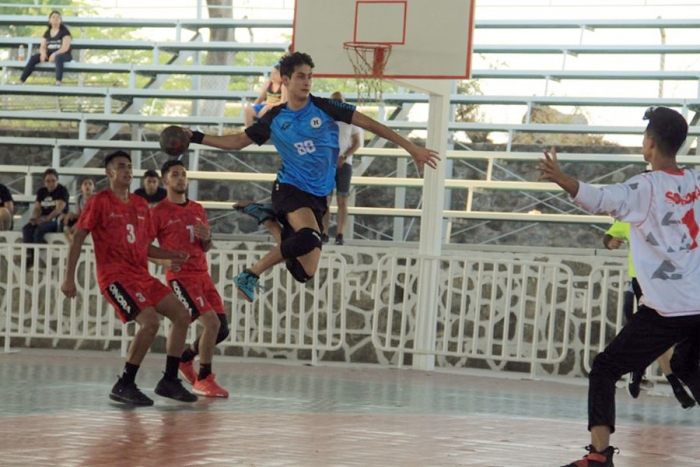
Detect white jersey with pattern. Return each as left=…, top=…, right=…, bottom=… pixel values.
left=574, top=168, right=700, bottom=316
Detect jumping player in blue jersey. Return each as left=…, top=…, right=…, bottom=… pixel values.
left=172, top=52, right=440, bottom=301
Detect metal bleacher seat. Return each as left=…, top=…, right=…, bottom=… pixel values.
left=1, top=14, right=700, bottom=229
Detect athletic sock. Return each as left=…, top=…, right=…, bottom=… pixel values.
left=198, top=363, right=212, bottom=381
left=122, top=362, right=139, bottom=385
left=667, top=374, right=684, bottom=393
left=165, top=355, right=180, bottom=380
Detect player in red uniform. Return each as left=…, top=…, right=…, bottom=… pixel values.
left=150, top=160, right=229, bottom=398
left=61, top=151, right=197, bottom=406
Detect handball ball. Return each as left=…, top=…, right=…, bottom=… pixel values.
left=160, top=126, right=190, bottom=157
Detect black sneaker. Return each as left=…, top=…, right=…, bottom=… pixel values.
left=321, top=233, right=329, bottom=244
left=627, top=371, right=642, bottom=399
left=155, top=375, right=198, bottom=402
left=561, top=445, right=618, bottom=467
left=335, top=234, right=344, bottom=245
left=109, top=376, right=154, bottom=406
left=673, top=385, right=696, bottom=410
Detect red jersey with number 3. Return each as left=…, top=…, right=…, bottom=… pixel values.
left=150, top=199, right=210, bottom=280
left=76, top=190, right=153, bottom=291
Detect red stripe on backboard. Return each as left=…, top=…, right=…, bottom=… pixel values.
left=291, top=0, right=298, bottom=52
left=465, top=0, right=475, bottom=78
left=312, top=73, right=472, bottom=79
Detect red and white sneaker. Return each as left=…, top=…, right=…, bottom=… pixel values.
left=178, top=360, right=197, bottom=386
left=562, top=445, right=618, bottom=467
left=193, top=373, right=229, bottom=398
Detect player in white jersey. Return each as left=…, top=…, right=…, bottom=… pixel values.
left=538, top=106, right=700, bottom=467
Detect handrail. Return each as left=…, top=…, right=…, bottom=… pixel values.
left=2, top=15, right=700, bottom=31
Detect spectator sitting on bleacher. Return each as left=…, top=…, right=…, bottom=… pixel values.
left=19, top=10, right=73, bottom=86
left=244, top=62, right=287, bottom=127
left=61, top=176, right=95, bottom=241
left=0, top=182, right=14, bottom=231
left=21, top=168, right=69, bottom=266
left=134, top=169, right=167, bottom=208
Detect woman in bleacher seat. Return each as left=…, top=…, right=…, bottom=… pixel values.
left=244, top=62, right=287, bottom=127
left=19, top=10, right=72, bottom=86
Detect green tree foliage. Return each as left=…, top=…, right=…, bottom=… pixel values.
left=455, top=79, right=490, bottom=143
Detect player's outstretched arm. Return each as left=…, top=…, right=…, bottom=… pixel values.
left=351, top=112, right=440, bottom=170
left=61, top=228, right=89, bottom=298
left=183, top=128, right=254, bottom=151
left=536, top=147, right=579, bottom=197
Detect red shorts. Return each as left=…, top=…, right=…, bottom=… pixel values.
left=103, top=276, right=171, bottom=323
left=168, top=274, right=225, bottom=321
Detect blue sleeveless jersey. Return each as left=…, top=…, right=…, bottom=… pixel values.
left=245, top=95, right=356, bottom=196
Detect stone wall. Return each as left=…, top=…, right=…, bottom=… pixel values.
left=1, top=128, right=646, bottom=248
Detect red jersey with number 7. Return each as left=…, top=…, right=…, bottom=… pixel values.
left=75, top=190, right=154, bottom=291
left=150, top=199, right=210, bottom=280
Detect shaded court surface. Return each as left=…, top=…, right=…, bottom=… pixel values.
left=0, top=350, right=699, bottom=467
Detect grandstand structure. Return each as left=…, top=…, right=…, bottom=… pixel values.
left=1, top=7, right=700, bottom=377
left=0, top=15, right=698, bottom=243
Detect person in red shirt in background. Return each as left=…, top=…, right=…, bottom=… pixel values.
left=150, top=160, right=229, bottom=398
left=61, top=151, right=197, bottom=406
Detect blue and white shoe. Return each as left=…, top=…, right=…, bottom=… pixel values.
left=234, top=269, right=263, bottom=302
left=233, top=202, right=276, bottom=225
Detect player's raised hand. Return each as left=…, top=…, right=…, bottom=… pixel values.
left=536, top=147, right=561, bottom=182
left=61, top=278, right=77, bottom=298
left=536, top=147, right=580, bottom=197
left=409, top=145, right=440, bottom=170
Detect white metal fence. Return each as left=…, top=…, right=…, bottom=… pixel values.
left=583, top=264, right=629, bottom=373
left=0, top=242, right=347, bottom=363
left=1, top=240, right=647, bottom=378
left=371, top=252, right=573, bottom=373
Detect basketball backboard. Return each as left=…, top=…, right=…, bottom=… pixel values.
left=292, top=0, right=475, bottom=80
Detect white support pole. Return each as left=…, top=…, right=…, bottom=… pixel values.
left=189, top=148, right=201, bottom=200
left=131, top=126, right=143, bottom=192
left=394, top=79, right=450, bottom=371
left=393, top=158, right=407, bottom=240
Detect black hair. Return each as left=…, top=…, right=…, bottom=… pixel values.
left=143, top=169, right=159, bottom=179
left=161, top=159, right=186, bottom=178
left=80, top=176, right=95, bottom=185
left=43, top=168, right=58, bottom=179
left=279, top=52, right=314, bottom=78
left=643, top=106, right=688, bottom=156
left=45, top=10, right=70, bottom=36
left=104, top=151, right=131, bottom=168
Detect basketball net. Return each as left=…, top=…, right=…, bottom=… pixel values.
left=343, top=42, right=392, bottom=104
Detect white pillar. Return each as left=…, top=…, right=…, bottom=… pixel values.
left=394, top=79, right=450, bottom=371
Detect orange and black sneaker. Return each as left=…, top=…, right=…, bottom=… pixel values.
left=193, top=373, right=229, bottom=398
left=178, top=359, right=197, bottom=386
left=562, top=445, right=618, bottom=467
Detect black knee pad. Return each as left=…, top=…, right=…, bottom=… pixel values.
left=286, top=258, right=313, bottom=283
left=280, top=227, right=322, bottom=259
left=216, top=314, right=230, bottom=344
